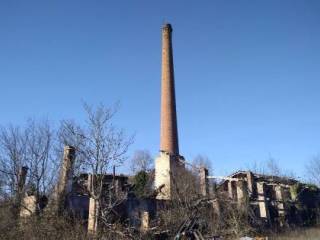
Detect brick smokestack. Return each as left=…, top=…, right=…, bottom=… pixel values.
left=160, top=23, right=179, bottom=155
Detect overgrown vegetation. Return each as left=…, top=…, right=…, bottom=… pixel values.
left=133, top=170, right=149, bottom=198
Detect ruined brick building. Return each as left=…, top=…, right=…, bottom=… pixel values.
left=212, top=171, right=320, bottom=228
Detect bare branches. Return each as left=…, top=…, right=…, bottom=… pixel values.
left=57, top=120, right=86, bottom=175
left=60, top=102, right=133, bottom=233
left=24, top=119, right=54, bottom=196
left=192, top=154, right=212, bottom=176
left=0, top=125, right=28, bottom=195
left=0, top=119, right=57, bottom=219
left=306, top=155, right=320, bottom=186
left=130, top=150, right=153, bottom=174
left=0, top=102, right=134, bottom=236
left=82, top=103, right=133, bottom=176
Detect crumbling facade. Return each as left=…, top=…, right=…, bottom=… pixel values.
left=68, top=172, right=130, bottom=218
left=217, top=171, right=320, bottom=227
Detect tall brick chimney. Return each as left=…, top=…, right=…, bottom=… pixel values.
left=155, top=23, right=183, bottom=200
left=160, top=23, right=179, bottom=155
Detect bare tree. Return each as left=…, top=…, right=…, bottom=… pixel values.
left=0, top=119, right=56, bottom=216
left=61, top=103, right=133, bottom=232
left=57, top=119, right=86, bottom=175
left=0, top=172, right=5, bottom=200
left=248, top=157, right=296, bottom=180
left=24, top=119, right=56, bottom=210
left=0, top=125, right=27, bottom=198
left=265, top=157, right=282, bottom=176
left=306, top=155, right=320, bottom=186
left=192, top=154, right=212, bottom=174
left=130, top=150, right=153, bottom=174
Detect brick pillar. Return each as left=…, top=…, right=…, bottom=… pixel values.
left=275, top=185, right=285, bottom=226
left=140, top=211, right=150, bottom=233
left=257, top=182, right=269, bottom=222
left=87, top=174, right=93, bottom=192
left=236, top=180, right=247, bottom=204
left=246, top=171, right=254, bottom=196
left=212, top=199, right=221, bottom=217
left=16, top=166, right=28, bottom=217
left=16, top=166, right=28, bottom=201
left=20, top=195, right=37, bottom=217
left=87, top=174, right=99, bottom=234
left=228, top=181, right=234, bottom=199
left=199, top=167, right=209, bottom=197
left=88, top=197, right=99, bottom=234
left=17, top=166, right=28, bottom=194
left=289, top=185, right=298, bottom=201
left=55, top=145, right=75, bottom=214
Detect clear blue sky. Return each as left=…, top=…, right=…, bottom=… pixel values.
left=1, top=1, right=320, bottom=178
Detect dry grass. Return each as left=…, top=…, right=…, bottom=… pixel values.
left=270, top=227, right=320, bottom=240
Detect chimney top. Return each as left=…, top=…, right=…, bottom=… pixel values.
left=162, top=23, right=172, bottom=32
left=64, top=145, right=75, bottom=151
left=21, top=166, right=29, bottom=171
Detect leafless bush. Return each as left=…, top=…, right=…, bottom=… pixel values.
left=155, top=167, right=211, bottom=237
left=154, top=164, right=258, bottom=239
left=216, top=193, right=256, bottom=238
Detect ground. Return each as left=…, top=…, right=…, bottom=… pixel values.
left=270, top=227, right=320, bottom=240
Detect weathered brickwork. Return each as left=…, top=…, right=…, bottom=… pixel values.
left=160, top=23, right=179, bottom=155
